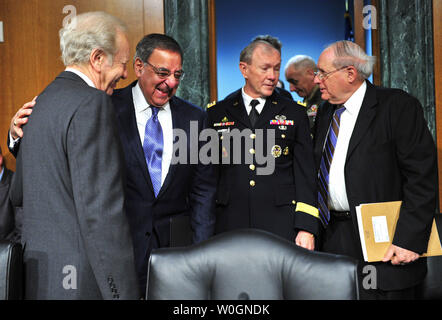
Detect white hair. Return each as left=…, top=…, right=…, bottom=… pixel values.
left=284, top=55, right=317, bottom=72
left=59, top=11, right=127, bottom=67
left=328, top=40, right=376, bottom=80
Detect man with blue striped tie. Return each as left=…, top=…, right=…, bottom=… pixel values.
left=313, top=40, right=437, bottom=299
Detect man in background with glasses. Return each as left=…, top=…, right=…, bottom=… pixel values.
left=284, top=55, right=324, bottom=135
left=111, top=33, right=216, bottom=295
left=313, top=40, right=437, bottom=299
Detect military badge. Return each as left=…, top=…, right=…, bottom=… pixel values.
left=222, top=146, right=228, bottom=158
left=283, top=146, right=289, bottom=156
left=307, top=104, right=318, bottom=117
left=271, top=145, right=282, bottom=158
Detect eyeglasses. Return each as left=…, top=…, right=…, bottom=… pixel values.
left=314, top=66, right=349, bottom=80
left=145, top=61, right=185, bottom=80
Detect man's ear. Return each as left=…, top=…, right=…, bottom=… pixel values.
left=134, top=58, right=145, bottom=77
left=90, top=48, right=106, bottom=72
left=239, top=61, right=248, bottom=79
left=346, top=66, right=358, bottom=83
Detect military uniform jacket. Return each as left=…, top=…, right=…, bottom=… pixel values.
left=207, top=89, right=320, bottom=240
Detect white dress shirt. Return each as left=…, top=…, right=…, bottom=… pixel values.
left=132, top=82, right=172, bottom=186
left=9, top=68, right=96, bottom=149
left=328, top=81, right=367, bottom=211
left=242, top=87, right=266, bottom=115
left=65, top=67, right=96, bottom=88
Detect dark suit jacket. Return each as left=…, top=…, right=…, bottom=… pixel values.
left=9, top=71, right=139, bottom=299
left=313, top=81, right=438, bottom=290
left=207, top=89, right=320, bottom=241
left=111, top=81, right=216, bottom=293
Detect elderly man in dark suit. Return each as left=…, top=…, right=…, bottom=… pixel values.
left=9, top=11, right=139, bottom=299
left=313, top=40, right=437, bottom=299
left=207, top=35, right=320, bottom=249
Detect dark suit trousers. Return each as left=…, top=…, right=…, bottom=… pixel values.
left=320, top=216, right=418, bottom=300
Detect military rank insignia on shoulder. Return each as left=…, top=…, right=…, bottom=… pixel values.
left=297, top=100, right=307, bottom=107
left=206, top=101, right=217, bottom=109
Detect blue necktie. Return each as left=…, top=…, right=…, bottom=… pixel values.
left=318, top=106, right=346, bottom=227
left=143, top=106, right=163, bottom=197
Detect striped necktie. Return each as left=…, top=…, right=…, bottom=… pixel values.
left=143, top=106, right=163, bottom=197
left=318, top=105, right=346, bottom=227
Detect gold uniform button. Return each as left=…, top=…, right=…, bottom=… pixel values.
left=250, top=180, right=256, bottom=187
left=249, top=164, right=255, bottom=171
left=281, top=134, right=286, bottom=139
left=249, top=148, right=255, bottom=154
left=292, top=200, right=296, bottom=205
left=250, top=133, right=256, bottom=139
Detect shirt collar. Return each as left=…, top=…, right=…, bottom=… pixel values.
left=0, top=167, right=4, bottom=183
left=133, top=82, right=170, bottom=114
left=65, top=68, right=96, bottom=88
left=343, top=81, right=367, bottom=116
left=241, top=87, right=266, bottom=108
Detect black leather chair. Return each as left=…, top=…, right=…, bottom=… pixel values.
left=0, top=240, right=23, bottom=300
left=146, top=229, right=359, bottom=300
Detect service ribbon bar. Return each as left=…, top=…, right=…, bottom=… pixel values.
left=270, top=120, right=294, bottom=126
left=214, top=122, right=235, bottom=127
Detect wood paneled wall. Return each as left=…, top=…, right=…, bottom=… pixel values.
left=0, top=0, right=164, bottom=170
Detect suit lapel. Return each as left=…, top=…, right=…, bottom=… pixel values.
left=346, top=81, right=378, bottom=161
left=115, top=83, right=154, bottom=193
left=225, top=90, right=252, bottom=128
left=157, top=97, right=183, bottom=198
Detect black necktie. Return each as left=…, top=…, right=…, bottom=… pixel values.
left=249, top=99, right=260, bottom=127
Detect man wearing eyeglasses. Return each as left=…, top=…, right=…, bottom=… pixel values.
left=110, top=33, right=216, bottom=295
left=313, top=40, right=437, bottom=299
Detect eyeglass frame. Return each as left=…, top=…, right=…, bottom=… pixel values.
left=314, top=65, right=349, bottom=81
left=144, top=60, right=185, bottom=81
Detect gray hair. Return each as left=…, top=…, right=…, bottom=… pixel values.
left=284, top=55, right=317, bottom=72
left=240, top=35, right=282, bottom=64
left=59, top=11, right=128, bottom=67
left=327, top=40, right=376, bottom=80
